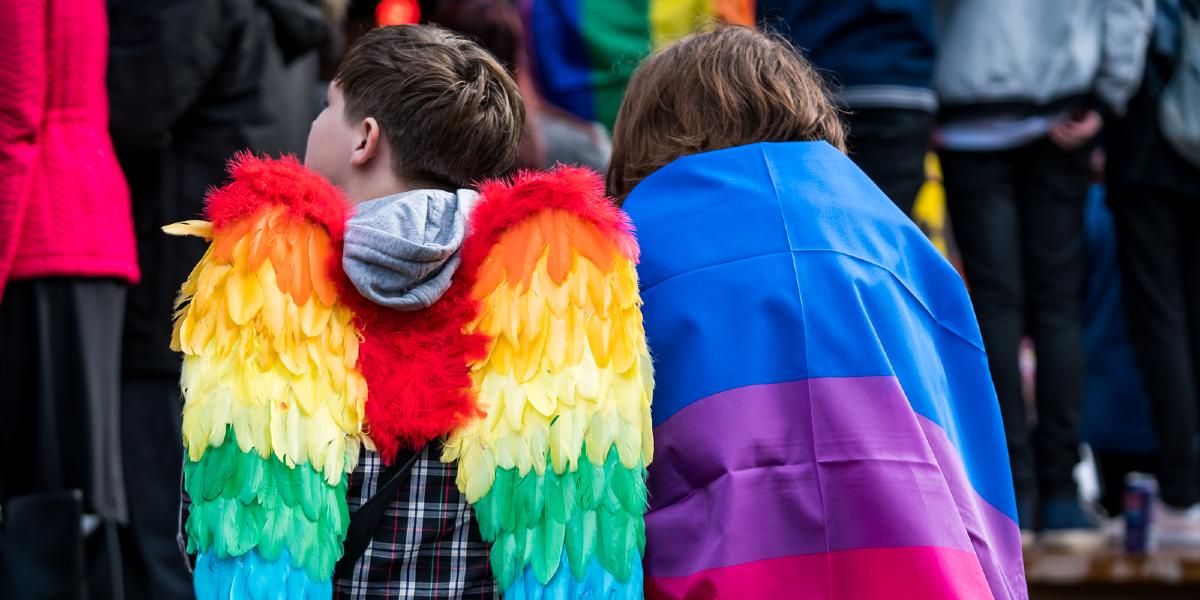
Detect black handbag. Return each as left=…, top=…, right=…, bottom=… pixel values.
left=0, top=489, right=88, bottom=600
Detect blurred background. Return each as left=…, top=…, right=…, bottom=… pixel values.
left=1, top=0, right=1199, bottom=598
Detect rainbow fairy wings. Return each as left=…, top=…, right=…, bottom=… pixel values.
left=167, top=156, right=368, bottom=597
left=444, top=168, right=655, bottom=598
left=167, top=156, right=651, bottom=599
left=166, top=155, right=486, bottom=598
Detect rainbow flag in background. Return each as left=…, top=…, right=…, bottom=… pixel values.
left=523, top=0, right=753, bottom=129
left=623, top=141, right=1028, bottom=599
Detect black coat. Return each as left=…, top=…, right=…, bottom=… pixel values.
left=107, top=0, right=328, bottom=373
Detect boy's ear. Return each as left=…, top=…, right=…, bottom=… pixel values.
left=351, top=117, right=382, bottom=167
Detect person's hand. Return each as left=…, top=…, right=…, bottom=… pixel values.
left=1049, top=109, right=1102, bottom=150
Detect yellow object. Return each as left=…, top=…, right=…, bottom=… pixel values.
left=912, top=153, right=949, bottom=257
left=442, top=210, right=654, bottom=504
left=167, top=206, right=367, bottom=484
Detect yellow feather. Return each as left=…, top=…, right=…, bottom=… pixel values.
left=501, top=374, right=525, bottom=431
left=573, top=362, right=601, bottom=402
left=585, top=315, right=611, bottom=369
left=614, top=260, right=638, bottom=309
left=162, top=220, right=214, bottom=240
left=549, top=407, right=585, bottom=474
left=343, top=329, right=360, bottom=370
left=611, top=368, right=642, bottom=425
left=544, top=268, right=570, bottom=317
left=568, top=254, right=589, bottom=308
left=225, top=266, right=265, bottom=326
left=526, top=413, right=551, bottom=476
left=260, top=266, right=287, bottom=339
left=584, top=407, right=617, bottom=465
left=460, top=439, right=497, bottom=503
left=490, top=335, right=513, bottom=375
left=524, top=376, right=554, bottom=417
left=545, top=316, right=567, bottom=371
left=178, top=312, right=196, bottom=355
left=299, top=297, right=332, bottom=338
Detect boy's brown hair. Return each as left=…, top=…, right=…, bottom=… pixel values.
left=335, top=25, right=524, bottom=189
left=606, top=26, right=846, bottom=201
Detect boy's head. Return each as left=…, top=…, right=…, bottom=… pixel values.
left=305, top=25, right=524, bottom=201
left=606, top=26, right=846, bottom=201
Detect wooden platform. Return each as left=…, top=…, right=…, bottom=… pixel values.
left=1027, top=548, right=1200, bottom=599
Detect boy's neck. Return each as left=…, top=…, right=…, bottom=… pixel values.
left=343, top=176, right=417, bottom=206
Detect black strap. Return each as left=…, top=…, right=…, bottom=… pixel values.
left=334, top=444, right=425, bottom=579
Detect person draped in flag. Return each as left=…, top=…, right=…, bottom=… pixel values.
left=607, top=27, right=1028, bottom=600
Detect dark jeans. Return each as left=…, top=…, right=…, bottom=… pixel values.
left=119, top=374, right=193, bottom=600
left=941, top=139, right=1090, bottom=524
left=846, top=108, right=934, bottom=215
left=1108, top=186, right=1200, bottom=508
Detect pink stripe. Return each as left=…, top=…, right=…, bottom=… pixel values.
left=645, top=376, right=1026, bottom=599
left=646, top=546, right=994, bottom=600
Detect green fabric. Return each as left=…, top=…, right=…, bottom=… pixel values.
left=475, top=444, right=647, bottom=588
left=184, top=429, right=349, bottom=581
left=581, top=0, right=651, bottom=128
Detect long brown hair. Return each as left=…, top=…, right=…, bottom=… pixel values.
left=606, top=26, right=846, bottom=202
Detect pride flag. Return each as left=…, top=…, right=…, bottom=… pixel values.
left=623, top=141, right=1027, bottom=599
left=523, top=0, right=753, bottom=128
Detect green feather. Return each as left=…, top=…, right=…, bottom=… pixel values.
left=565, top=508, right=597, bottom=579
left=634, top=509, right=646, bottom=556
left=531, top=514, right=566, bottom=583
left=491, top=531, right=519, bottom=589
left=182, top=428, right=350, bottom=580
left=203, top=443, right=235, bottom=500
left=299, top=461, right=321, bottom=522
left=549, top=466, right=579, bottom=524
left=600, top=454, right=623, bottom=513
left=492, top=468, right=516, bottom=533
left=516, top=469, right=545, bottom=529
left=597, top=508, right=633, bottom=581
left=225, top=449, right=249, bottom=500
left=474, top=491, right=497, bottom=539
left=275, top=458, right=301, bottom=506
left=472, top=443, right=650, bottom=585
left=238, top=451, right=264, bottom=504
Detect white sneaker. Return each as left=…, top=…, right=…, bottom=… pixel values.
left=1154, top=501, right=1200, bottom=549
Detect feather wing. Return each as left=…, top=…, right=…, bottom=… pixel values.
left=169, top=155, right=366, bottom=591
left=444, top=168, right=653, bottom=596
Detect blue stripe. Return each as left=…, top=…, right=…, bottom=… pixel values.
left=624, top=141, right=1017, bottom=520
left=528, top=0, right=596, bottom=121
left=503, top=551, right=643, bottom=600
left=194, top=549, right=330, bottom=600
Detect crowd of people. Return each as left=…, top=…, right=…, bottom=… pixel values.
left=1, top=0, right=1198, bottom=598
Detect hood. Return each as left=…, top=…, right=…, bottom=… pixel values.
left=342, top=188, right=478, bottom=311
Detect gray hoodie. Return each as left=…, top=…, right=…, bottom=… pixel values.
left=342, top=188, right=478, bottom=311
left=934, top=0, right=1153, bottom=117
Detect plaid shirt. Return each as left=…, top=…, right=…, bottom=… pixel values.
left=333, top=443, right=498, bottom=600
left=179, top=443, right=497, bottom=599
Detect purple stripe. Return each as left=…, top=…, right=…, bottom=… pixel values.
left=644, top=377, right=1027, bottom=600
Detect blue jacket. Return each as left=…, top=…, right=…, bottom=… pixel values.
left=759, top=0, right=938, bottom=112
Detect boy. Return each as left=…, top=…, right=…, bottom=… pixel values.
left=178, top=25, right=523, bottom=599
left=312, top=24, right=520, bottom=599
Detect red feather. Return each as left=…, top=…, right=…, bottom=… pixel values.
left=463, top=166, right=639, bottom=278
left=205, top=153, right=349, bottom=243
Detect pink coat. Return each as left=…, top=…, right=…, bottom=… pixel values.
left=0, top=0, right=139, bottom=300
